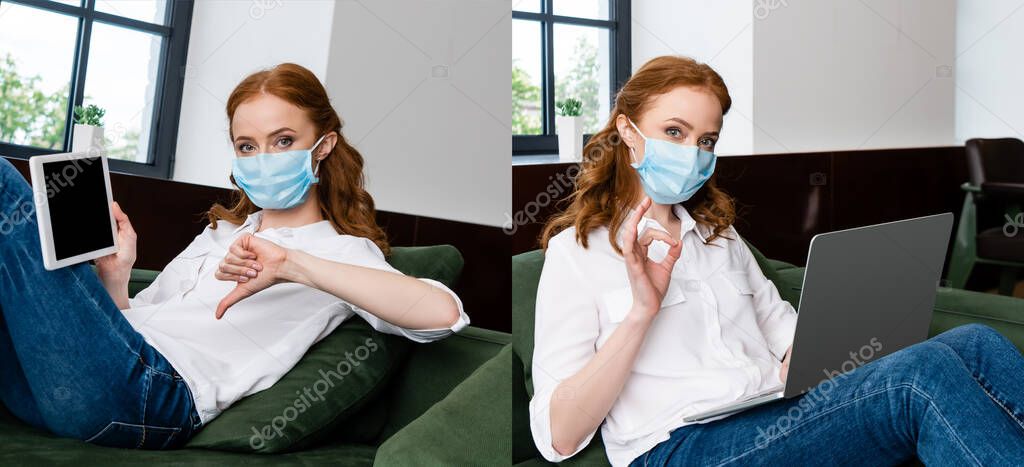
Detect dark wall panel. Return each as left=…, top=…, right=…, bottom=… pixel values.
left=512, top=147, right=969, bottom=271
left=713, top=152, right=833, bottom=266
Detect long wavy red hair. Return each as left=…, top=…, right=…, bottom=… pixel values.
left=540, top=55, right=737, bottom=253
left=206, top=63, right=389, bottom=255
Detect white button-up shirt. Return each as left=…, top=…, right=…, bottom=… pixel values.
left=123, top=211, right=470, bottom=424
left=530, top=204, right=797, bottom=466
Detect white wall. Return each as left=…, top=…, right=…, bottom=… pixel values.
left=173, top=0, right=335, bottom=187
left=632, top=0, right=959, bottom=155
left=324, top=0, right=510, bottom=227
left=954, top=0, right=1024, bottom=142
left=754, top=0, right=956, bottom=154
left=632, top=0, right=754, bottom=156
left=174, top=0, right=511, bottom=228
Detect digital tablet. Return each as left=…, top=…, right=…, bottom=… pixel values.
left=29, top=151, right=118, bottom=270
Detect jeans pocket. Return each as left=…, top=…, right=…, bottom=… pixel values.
left=84, top=421, right=181, bottom=450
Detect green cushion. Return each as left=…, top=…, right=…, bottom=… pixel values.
left=511, top=249, right=545, bottom=396
left=374, top=345, right=513, bottom=466
left=385, top=245, right=464, bottom=287
left=180, top=244, right=464, bottom=453
left=185, top=320, right=410, bottom=453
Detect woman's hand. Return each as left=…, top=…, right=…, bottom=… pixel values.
left=214, top=233, right=288, bottom=319
left=622, top=197, right=683, bottom=319
left=779, top=345, right=793, bottom=382
left=96, top=202, right=136, bottom=309
left=95, top=202, right=137, bottom=282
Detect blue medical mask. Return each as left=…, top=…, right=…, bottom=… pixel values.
left=232, top=134, right=327, bottom=209
left=627, top=118, right=716, bottom=204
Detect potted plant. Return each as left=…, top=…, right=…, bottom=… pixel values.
left=555, top=98, right=584, bottom=162
left=72, top=104, right=106, bottom=153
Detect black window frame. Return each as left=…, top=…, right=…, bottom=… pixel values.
left=0, top=0, right=193, bottom=179
left=512, top=0, right=631, bottom=156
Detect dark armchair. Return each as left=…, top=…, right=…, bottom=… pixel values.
left=947, top=138, right=1024, bottom=295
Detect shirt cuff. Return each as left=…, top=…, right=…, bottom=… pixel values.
left=398, top=278, right=470, bottom=343
left=529, top=386, right=597, bottom=462
left=765, top=308, right=798, bottom=360
left=126, top=296, right=145, bottom=310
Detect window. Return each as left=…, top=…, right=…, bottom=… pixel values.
left=512, top=0, right=630, bottom=155
left=0, top=0, right=193, bottom=178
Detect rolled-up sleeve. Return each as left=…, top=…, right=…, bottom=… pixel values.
left=335, top=238, right=470, bottom=343
left=529, top=236, right=601, bottom=462
left=735, top=230, right=797, bottom=360
left=349, top=277, right=470, bottom=343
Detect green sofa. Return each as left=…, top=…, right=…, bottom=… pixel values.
left=0, top=246, right=511, bottom=466
left=512, top=242, right=1024, bottom=465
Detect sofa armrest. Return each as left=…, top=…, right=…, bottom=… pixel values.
left=930, top=287, right=1024, bottom=350
left=374, top=345, right=513, bottom=466
left=373, top=326, right=510, bottom=442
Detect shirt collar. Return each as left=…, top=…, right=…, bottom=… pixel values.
left=623, top=203, right=711, bottom=244
left=231, top=211, right=262, bottom=234
left=230, top=210, right=337, bottom=239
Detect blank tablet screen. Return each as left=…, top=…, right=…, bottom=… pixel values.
left=40, top=157, right=114, bottom=260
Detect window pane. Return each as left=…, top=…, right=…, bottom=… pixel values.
left=554, top=24, right=610, bottom=135
left=513, top=19, right=543, bottom=136
left=513, top=0, right=541, bottom=13
left=82, top=22, right=163, bottom=163
left=0, top=3, right=78, bottom=150
left=95, top=0, right=168, bottom=25
left=553, top=0, right=609, bottom=20
left=52, top=0, right=84, bottom=6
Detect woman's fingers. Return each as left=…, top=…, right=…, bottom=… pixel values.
left=661, top=236, right=684, bottom=268
left=637, top=228, right=676, bottom=248
left=224, top=245, right=261, bottom=270
left=779, top=345, right=793, bottom=382
left=215, top=237, right=264, bottom=284
left=217, top=250, right=261, bottom=283
left=220, top=256, right=258, bottom=277
left=622, top=197, right=653, bottom=261
left=111, top=201, right=137, bottom=238
left=214, top=270, right=250, bottom=283
left=635, top=196, right=652, bottom=216
left=229, top=241, right=257, bottom=261
left=223, top=252, right=262, bottom=271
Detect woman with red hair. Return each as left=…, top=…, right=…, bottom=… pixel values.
left=0, top=63, right=467, bottom=448
left=530, top=55, right=1024, bottom=466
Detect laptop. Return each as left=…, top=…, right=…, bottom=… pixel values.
left=683, top=212, right=954, bottom=422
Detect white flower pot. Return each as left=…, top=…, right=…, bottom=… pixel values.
left=72, top=124, right=105, bottom=153
left=556, top=115, right=584, bottom=162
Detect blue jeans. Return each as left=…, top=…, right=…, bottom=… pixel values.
left=630, top=324, right=1024, bottom=466
left=0, top=157, right=201, bottom=449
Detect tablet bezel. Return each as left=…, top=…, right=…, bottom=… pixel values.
left=29, top=150, right=119, bottom=271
